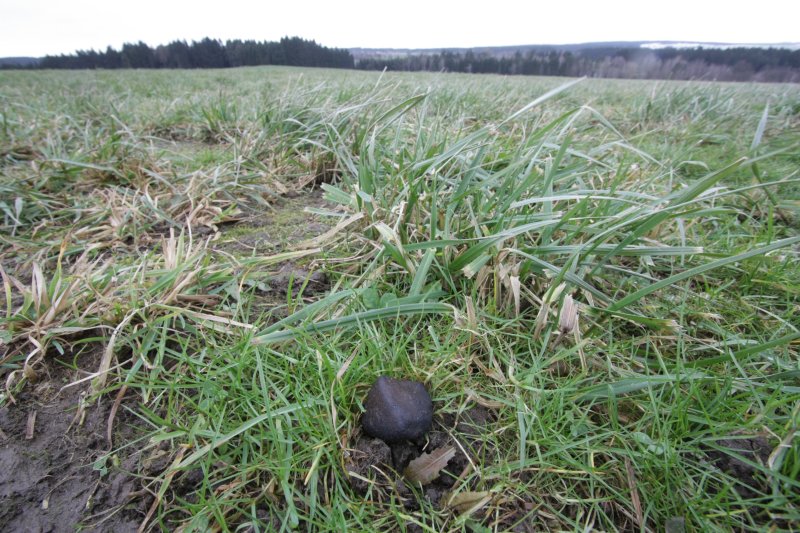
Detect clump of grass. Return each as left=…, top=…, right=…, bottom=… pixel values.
left=1, top=226, right=317, bottom=398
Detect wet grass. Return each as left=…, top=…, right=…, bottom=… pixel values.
left=1, top=66, right=799, bottom=531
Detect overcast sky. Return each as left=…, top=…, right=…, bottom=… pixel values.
left=1, top=0, right=798, bottom=57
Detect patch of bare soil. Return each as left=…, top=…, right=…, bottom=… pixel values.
left=703, top=435, right=797, bottom=530
left=0, top=346, right=147, bottom=532
left=345, top=406, right=496, bottom=516
left=268, top=263, right=330, bottom=298
left=217, top=189, right=335, bottom=255
left=706, top=436, right=773, bottom=499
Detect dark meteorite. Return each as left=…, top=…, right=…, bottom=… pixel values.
left=362, top=376, right=433, bottom=443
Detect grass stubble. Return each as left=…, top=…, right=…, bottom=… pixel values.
left=0, top=66, right=799, bottom=531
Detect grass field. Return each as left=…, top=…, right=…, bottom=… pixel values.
left=1, top=66, right=799, bottom=532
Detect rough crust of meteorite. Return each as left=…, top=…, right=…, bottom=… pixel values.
left=362, top=377, right=433, bottom=443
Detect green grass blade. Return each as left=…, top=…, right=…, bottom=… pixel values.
left=609, top=235, right=800, bottom=312
left=252, top=303, right=453, bottom=345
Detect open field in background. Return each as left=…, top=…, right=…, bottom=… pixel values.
left=1, top=66, right=799, bottom=531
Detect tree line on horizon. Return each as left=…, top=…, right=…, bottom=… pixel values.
left=6, top=37, right=799, bottom=83
left=33, top=37, right=354, bottom=70
left=357, top=47, right=800, bottom=83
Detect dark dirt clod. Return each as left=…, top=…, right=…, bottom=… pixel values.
left=344, top=437, right=393, bottom=494
left=390, top=440, right=420, bottom=472
left=706, top=436, right=773, bottom=498
left=362, top=377, right=433, bottom=443
left=347, top=406, right=494, bottom=513
left=456, top=405, right=493, bottom=436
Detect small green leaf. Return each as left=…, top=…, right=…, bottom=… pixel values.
left=379, top=292, right=398, bottom=308
left=362, top=288, right=380, bottom=309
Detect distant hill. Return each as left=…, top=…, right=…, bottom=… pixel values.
left=354, top=42, right=800, bottom=83
left=0, top=57, right=40, bottom=67
left=350, top=41, right=800, bottom=59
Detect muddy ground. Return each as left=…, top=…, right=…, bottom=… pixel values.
left=345, top=406, right=496, bottom=514
left=0, top=346, right=145, bottom=532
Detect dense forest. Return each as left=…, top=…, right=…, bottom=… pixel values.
left=356, top=47, right=800, bottom=82
left=34, top=37, right=354, bottom=70
left=4, top=37, right=799, bottom=82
